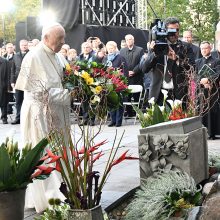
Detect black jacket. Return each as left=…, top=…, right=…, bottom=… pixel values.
left=120, top=45, right=144, bottom=85
left=11, top=51, right=28, bottom=84
left=142, top=40, right=195, bottom=102
left=103, top=54, right=128, bottom=76
left=4, top=53, right=14, bottom=91
left=0, top=57, right=9, bottom=107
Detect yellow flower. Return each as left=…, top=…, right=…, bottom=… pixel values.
left=86, top=77, right=94, bottom=85
left=95, top=86, right=102, bottom=94
left=175, top=198, right=194, bottom=209
left=65, top=63, right=71, bottom=72
left=81, top=71, right=90, bottom=79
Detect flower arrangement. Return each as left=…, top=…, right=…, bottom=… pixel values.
left=33, top=129, right=138, bottom=210
left=63, top=61, right=130, bottom=119
left=134, top=89, right=189, bottom=128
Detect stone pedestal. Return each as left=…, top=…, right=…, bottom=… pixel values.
left=138, top=117, right=208, bottom=184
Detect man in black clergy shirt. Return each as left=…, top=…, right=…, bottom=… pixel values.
left=196, top=41, right=220, bottom=140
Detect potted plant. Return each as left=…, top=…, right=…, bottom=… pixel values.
left=0, top=137, right=55, bottom=220
left=31, top=127, right=138, bottom=220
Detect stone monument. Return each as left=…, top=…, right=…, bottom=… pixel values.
left=138, top=116, right=208, bottom=184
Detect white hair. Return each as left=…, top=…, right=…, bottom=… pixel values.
left=125, top=34, right=134, bottom=40
left=106, top=41, right=117, bottom=48
left=41, top=22, right=64, bottom=40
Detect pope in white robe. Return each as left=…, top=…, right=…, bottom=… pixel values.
left=15, top=23, right=70, bottom=213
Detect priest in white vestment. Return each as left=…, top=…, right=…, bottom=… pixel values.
left=15, top=23, right=70, bottom=213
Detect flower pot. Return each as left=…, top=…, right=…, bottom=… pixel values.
left=0, top=188, right=26, bottom=220
left=68, top=205, right=104, bottom=220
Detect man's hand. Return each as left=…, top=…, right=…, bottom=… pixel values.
left=149, top=41, right=156, bottom=50
left=128, top=71, right=135, bottom=77
left=200, top=78, right=211, bottom=89
left=167, top=46, right=177, bottom=60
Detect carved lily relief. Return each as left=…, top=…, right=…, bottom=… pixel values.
left=173, top=137, right=189, bottom=159
left=152, top=134, right=174, bottom=156
left=150, top=157, right=172, bottom=173
left=139, top=135, right=152, bottom=161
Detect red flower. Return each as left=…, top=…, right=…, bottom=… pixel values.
left=55, top=161, right=61, bottom=172
left=108, top=150, right=138, bottom=171
left=31, top=166, right=55, bottom=178
left=92, top=152, right=104, bottom=164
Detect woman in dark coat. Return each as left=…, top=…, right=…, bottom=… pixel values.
left=0, top=57, right=9, bottom=124
left=103, top=41, right=128, bottom=127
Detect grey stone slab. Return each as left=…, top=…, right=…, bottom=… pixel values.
left=140, top=116, right=203, bottom=135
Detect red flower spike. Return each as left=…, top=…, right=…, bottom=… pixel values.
left=46, top=149, right=55, bottom=157
left=72, top=149, right=79, bottom=157
left=37, top=165, right=50, bottom=171
left=75, top=159, right=81, bottom=168
left=37, top=166, right=55, bottom=174
left=55, top=161, right=61, bottom=172
left=40, top=154, right=49, bottom=161
left=109, top=150, right=138, bottom=170
left=78, top=146, right=85, bottom=154
left=47, top=155, right=62, bottom=164
left=92, top=152, right=104, bottom=163
left=31, top=169, right=43, bottom=179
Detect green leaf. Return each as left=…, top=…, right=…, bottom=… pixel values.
left=152, top=104, right=165, bottom=125
left=0, top=147, right=12, bottom=184
left=16, top=138, right=48, bottom=185
left=107, top=91, right=119, bottom=110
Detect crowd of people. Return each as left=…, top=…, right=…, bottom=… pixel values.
left=0, top=17, right=220, bottom=135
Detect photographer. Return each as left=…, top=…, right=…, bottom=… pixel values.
left=142, top=17, right=195, bottom=107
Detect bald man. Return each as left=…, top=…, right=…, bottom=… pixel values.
left=15, top=23, right=70, bottom=213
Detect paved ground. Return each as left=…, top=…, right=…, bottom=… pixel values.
left=1, top=115, right=220, bottom=219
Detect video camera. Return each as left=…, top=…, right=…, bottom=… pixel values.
left=149, top=19, right=177, bottom=55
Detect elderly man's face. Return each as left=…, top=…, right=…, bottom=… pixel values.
left=200, top=43, right=211, bottom=57
left=82, top=43, right=92, bottom=55
left=125, top=36, right=134, bottom=47
left=45, top=26, right=65, bottom=53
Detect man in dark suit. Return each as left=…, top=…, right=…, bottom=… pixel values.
left=196, top=41, right=220, bottom=139
left=120, top=34, right=144, bottom=116
left=142, top=17, right=195, bottom=108
left=182, top=30, right=202, bottom=61
left=4, top=42, right=15, bottom=114
left=0, top=57, right=10, bottom=124
left=120, top=34, right=144, bottom=85
left=11, top=39, right=28, bottom=124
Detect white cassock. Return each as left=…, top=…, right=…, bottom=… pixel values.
left=15, top=42, right=70, bottom=213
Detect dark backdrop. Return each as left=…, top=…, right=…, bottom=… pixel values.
left=42, top=0, right=80, bottom=30
left=16, top=22, right=149, bottom=53
left=65, top=24, right=149, bottom=53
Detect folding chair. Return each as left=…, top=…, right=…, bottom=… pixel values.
left=123, top=85, right=143, bottom=124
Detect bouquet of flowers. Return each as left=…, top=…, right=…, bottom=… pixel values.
left=63, top=60, right=130, bottom=119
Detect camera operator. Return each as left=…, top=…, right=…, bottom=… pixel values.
left=142, top=17, right=195, bottom=108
